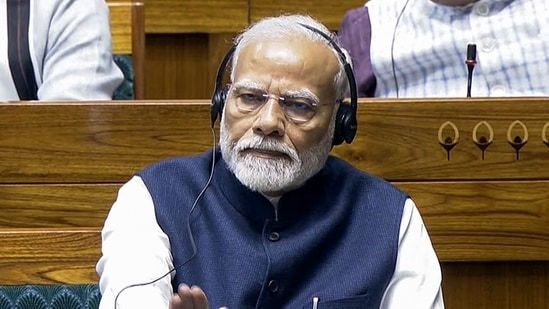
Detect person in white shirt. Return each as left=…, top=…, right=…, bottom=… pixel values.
left=338, top=0, right=549, bottom=97
left=0, top=0, right=123, bottom=101
left=97, top=14, right=444, bottom=309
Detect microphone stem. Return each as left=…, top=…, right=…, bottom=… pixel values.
left=466, top=64, right=475, bottom=98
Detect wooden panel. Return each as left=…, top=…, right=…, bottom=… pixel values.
left=250, top=0, right=364, bottom=30
left=143, top=0, right=248, bottom=33
left=0, top=184, right=118, bottom=228
left=333, top=98, right=549, bottom=180
left=397, top=181, right=549, bottom=261
left=132, top=1, right=146, bottom=99
left=0, top=230, right=100, bottom=284
left=0, top=181, right=546, bottom=260
left=138, top=34, right=220, bottom=98
left=145, top=34, right=235, bottom=99
left=442, top=262, right=549, bottom=309
left=0, top=101, right=212, bottom=183
left=208, top=33, right=238, bottom=86
left=146, top=34, right=208, bottom=99
left=108, top=2, right=133, bottom=54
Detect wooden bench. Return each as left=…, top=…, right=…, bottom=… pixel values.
left=0, top=99, right=547, bottom=308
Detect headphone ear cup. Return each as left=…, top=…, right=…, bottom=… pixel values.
left=210, top=44, right=237, bottom=127
left=332, top=105, right=346, bottom=146
left=210, top=85, right=228, bottom=127
left=332, top=103, right=357, bottom=146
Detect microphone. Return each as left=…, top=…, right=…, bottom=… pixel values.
left=465, top=43, right=477, bottom=98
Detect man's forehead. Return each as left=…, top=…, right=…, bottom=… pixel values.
left=238, top=38, right=333, bottom=62
left=235, top=40, right=338, bottom=77
left=231, top=38, right=339, bottom=99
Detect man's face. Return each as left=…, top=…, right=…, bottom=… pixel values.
left=220, top=37, right=341, bottom=196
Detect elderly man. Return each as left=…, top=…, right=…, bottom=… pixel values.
left=97, top=14, right=444, bottom=309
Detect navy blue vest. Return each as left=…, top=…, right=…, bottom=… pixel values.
left=138, top=149, right=407, bottom=309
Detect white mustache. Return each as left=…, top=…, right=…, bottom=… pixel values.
left=234, top=136, right=296, bottom=159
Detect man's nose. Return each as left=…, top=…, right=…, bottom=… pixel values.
left=252, top=97, right=285, bottom=137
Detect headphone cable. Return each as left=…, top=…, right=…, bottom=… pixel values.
left=113, top=126, right=217, bottom=309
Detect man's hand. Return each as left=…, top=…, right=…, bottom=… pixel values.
left=170, top=284, right=208, bottom=309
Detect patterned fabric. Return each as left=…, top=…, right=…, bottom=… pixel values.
left=341, top=0, right=549, bottom=98
left=0, top=285, right=100, bottom=309
left=113, top=54, right=135, bottom=100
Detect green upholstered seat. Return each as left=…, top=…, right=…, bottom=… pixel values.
left=0, top=285, right=100, bottom=309
left=113, top=54, right=135, bottom=100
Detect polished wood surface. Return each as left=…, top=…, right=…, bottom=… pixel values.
left=145, top=34, right=234, bottom=99
left=130, top=1, right=146, bottom=99
left=0, top=230, right=100, bottom=284
left=442, top=261, right=549, bottom=309
left=0, top=185, right=116, bottom=228
left=108, top=2, right=133, bottom=54
left=250, top=0, right=364, bottom=30
left=333, top=98, right=549, bottom=180
left=1, top=99, right=547, bottom=308
left=400, top=181, right=549, bottom=261
left=143, top=0, right=248, bottom=33
left=141, top=0, right=362, bottom=33
left=0, top=101, right=211, bottom=183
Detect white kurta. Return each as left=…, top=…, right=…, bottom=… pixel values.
left=0, top=0, right=123, bottom=101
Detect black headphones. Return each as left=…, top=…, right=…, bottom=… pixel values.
left=210, top=24, right=358, bottom=146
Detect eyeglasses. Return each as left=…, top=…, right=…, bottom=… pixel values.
left=231, top=88, right=321, bottom=124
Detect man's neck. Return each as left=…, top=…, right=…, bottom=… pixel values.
left=431, top=0, right=479, bottom=6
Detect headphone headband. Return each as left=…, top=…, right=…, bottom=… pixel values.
left=298, top=23, right=358, bottom=114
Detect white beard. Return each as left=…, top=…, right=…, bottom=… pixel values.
left=220, top=117, right=335, bottom=194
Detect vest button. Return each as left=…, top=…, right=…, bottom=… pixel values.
left=474, top=2, right=490, bottom=16
left=268, top=231, right=280, bottom=241
left=491, top=85, right=507, bottom=96
left=268, top=280, right=279, bottom=293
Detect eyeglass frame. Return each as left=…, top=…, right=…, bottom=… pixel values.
left=227, top=83, right=330, bottom=124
